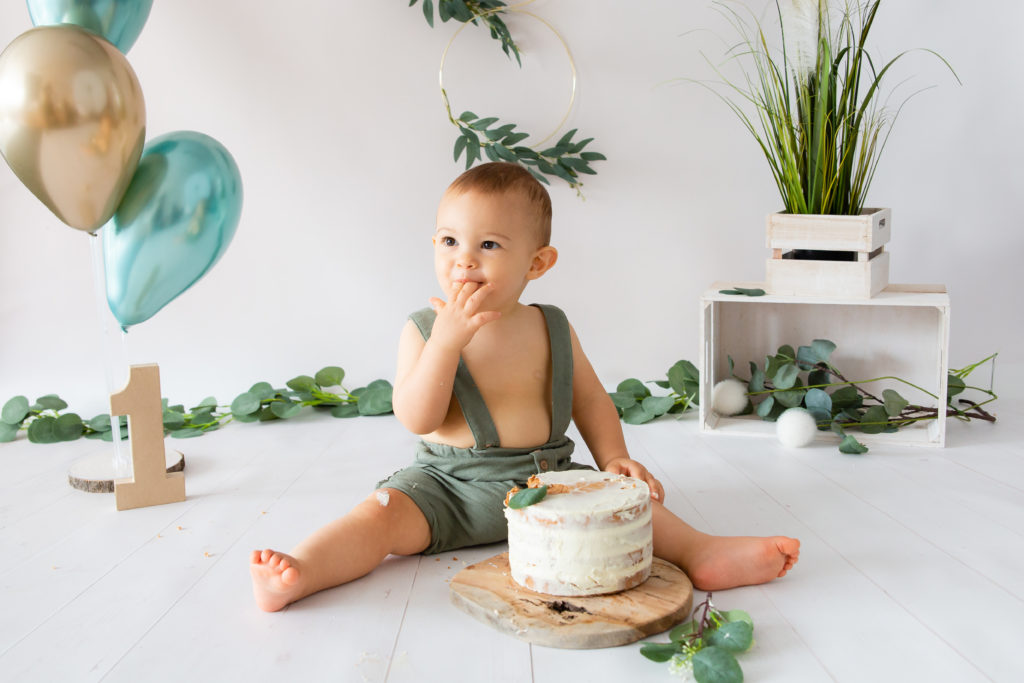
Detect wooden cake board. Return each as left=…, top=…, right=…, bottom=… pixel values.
left=449, top=552, right=693, bottom=649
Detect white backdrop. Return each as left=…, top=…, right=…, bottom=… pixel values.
left=2, top=0, right=1021, bottom=416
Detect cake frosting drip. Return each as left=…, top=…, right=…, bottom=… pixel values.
left=504, top=470, right=653, bottom=596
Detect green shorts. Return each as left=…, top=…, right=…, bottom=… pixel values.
left=377, top=437, right=593, bottom=554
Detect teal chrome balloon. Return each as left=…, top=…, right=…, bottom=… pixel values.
left=103, top=131, right=243, bottom=329
left=27, top=0, right=154, bottom=53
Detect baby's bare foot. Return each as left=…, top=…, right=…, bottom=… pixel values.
left=250, top=549, right=304, bottom=612
left=687, top=536, right=801, bottom=591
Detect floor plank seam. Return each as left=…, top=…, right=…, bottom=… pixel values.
left=384, top=554, right=422, bottom=682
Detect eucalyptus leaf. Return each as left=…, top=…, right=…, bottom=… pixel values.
left=839, top=434, right=869, bottom=454
left=0, top=422, right=19, bottom=442
left=271, top=401, right=303, bottom=419
left=639, top=642, right=682, bottom=663
left=748, top=364, right=765, bottom=393
left=617, top=378, right=651, bottom=400
left=797, top=339, right=837, bottom=370
left=692, top=646, right=744, bottom=683
left=257, top=406, right=279, bottom=422
left=947, top=374, right=966, bottom=399
left=2, top=395, right=29, bottom=424
left=230, top=392, right=260, bottom=416
left=623, top=404, right=656, bottom=425
left=668, top=360, right=700, bottom=397
left=830, top=385, right=862, bottom=410
left=162, top=411, right=186, bottom=430
left=775, top=385, right=806, bottom=408
left=756, top=396, right=775, bottom=418
left=669, top=619, right=698, bottom=642
left=882, top=389, right=909, bottom=417
left=508, top=485, right=547, bottom=509
left=331, top=403, right=360, bottom=418
left=609, top=391, right=638, bottom=411
left=804, top=387, right=832, bottom=424
left=859, top=405, right=889, bottom=434
left=35, top=394, right=68, bottom=412
left=27, top=416, right=58, bottom=444
left=642, top=395, right=675, bottom=417
left=773, top=363, right=799, bottom=390
left=286, top=375, right=317, bottom=393
left=721, top=609, right=754, bottom=627
left=249, top=382, right=275, bottom=401
left=195, top=396, right=218, bottom=409
left=315, top=366, right=345, bottom=387
left=358, top=383, right=393, bottom=416
left=705, top=620, right=753, bottom=653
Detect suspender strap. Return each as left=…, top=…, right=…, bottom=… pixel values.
left=532, top=304, right=574, bottom=441
left=408, top=308, right=501, bottom=449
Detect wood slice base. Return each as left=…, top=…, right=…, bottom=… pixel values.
left=449, top=552, right=693, bottom=649
left=68, top=450, right=185, bottom=493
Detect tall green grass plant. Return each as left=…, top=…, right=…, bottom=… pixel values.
left=702, top=0, right=957, bottom=215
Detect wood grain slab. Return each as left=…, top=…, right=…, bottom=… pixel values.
left=449, top=552, right=693, bottom=649
left=68, top=450, right=185, bottom=493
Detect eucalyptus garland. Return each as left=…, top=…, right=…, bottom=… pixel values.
left=407, top=0, right=607, bottom=191
left=0, top=366, right=394, bottom=445
left=610, top=343, right=998, bottom=454
left=409, top=0, right=520, bottom=63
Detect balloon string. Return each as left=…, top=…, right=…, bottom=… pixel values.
left=89, top=232, right=131, bottom=477
left=438, top=5, right=578, bottom=149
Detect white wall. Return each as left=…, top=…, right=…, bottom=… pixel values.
left=2, top=0, right=1021, bottom=415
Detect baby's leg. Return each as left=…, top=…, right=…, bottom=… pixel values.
left=250, top=488, right=430, bottom=612
left=651, top=501, right=800, bottom=591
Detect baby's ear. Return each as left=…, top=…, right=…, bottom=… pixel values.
left=527, top=245, right=558, bottom=280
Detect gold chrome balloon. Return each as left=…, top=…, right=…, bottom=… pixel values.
left=0, top=25, right=145, bottom=232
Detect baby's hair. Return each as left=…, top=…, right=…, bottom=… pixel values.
left=446, top=162, right=552, bottom=246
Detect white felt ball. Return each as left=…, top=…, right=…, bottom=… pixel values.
left=776, top=407, right=818, bottom=448
left=712, top=379, right=748, bottom=416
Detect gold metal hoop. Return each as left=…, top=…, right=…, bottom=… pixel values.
left=438, top=6, right=577, bottom=149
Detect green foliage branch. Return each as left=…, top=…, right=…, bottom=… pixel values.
left=610, top=342, right=998, bottom=454
left=407, top=0, right=607, bottom=192
left=693, top=0, right=958, bottom=215
left=640, top=594, right=753, bottom=682
left=0, top=366, right=394, bottom=445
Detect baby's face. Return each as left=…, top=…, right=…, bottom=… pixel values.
left=433, top=189, right=544, bottom=310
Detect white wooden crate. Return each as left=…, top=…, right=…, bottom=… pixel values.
left=699, top=282, right=951, bottom=447
left=765, top=208, right=892, bottom=298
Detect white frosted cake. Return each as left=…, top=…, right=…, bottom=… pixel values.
left=503, top=470, right=653, bottom=596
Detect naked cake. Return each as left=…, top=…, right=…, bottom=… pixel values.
left=503, top=470, right=653, bottom=596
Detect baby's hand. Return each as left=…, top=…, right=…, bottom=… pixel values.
left=428, top=281, right=500, bottom=353
left=603, top=457, right=665, bottom=502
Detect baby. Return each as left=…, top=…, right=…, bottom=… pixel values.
left=251, top=162, right=799, bottom=612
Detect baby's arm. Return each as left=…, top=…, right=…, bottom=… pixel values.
left=392, top=282, right=499, bottom=434
left=568, top=324, right=666, bottom=502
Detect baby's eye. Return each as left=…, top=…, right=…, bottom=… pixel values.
left=481, top=240, right=500, bottom=250
left=441, top=236, right=457, bottom=247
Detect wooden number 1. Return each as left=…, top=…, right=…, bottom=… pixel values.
left=110, top=364, right=186, bottom=511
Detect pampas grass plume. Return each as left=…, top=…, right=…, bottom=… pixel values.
left=712, top=379, right=749, bottom=416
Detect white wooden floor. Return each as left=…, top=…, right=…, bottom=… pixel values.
left=2, top=393, right=1022, bottom=682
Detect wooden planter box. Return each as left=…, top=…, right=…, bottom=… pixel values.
left=699, top=282, right=951, bottom=447
left=765, top=208, right=891, bottom=298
